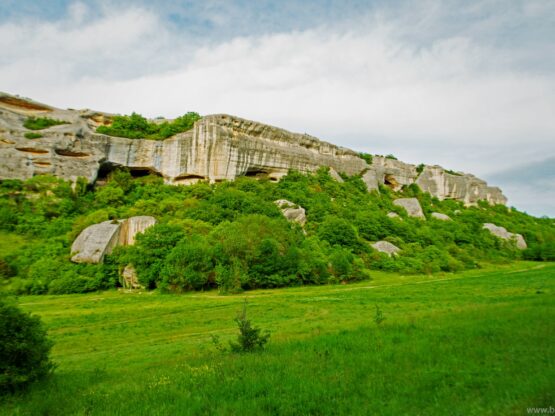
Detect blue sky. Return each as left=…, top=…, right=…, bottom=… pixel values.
left=1, top=0, right=554, bottom=216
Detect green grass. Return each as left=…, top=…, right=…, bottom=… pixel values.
left=2, top=262, right=554, bottom=415
left=23, top=117, right=68, bottom=131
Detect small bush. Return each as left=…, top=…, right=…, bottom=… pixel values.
left=229, top=300, right=270, bottom=352
left=96, top=112, right=201, bottom=140
left=385, top=154, right=398, bottom=160
left=24, top=132, right=43, bottom=139
left=358, top=153, right=373, bottom=165
left=23, top=117, right=68, bottom=131
left=0, top=298, right=54, bottom=394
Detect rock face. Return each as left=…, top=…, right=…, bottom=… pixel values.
left=71, top=216, right=157, bottom=263
left=275, top=199, right=306, bottom=226
left=71, top=221, right=121, bottom=263
left=431, top=212, right=451, bottom=221
left=483, top=223, right=527, bottom=250
left=0, top=92, right=507, bottom=205
left=393, top=198, right=425, bottom=219
left=371, top=241, right=401, bottom=256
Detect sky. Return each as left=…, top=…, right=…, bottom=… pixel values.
left=0, top=0, right=554, bottom=216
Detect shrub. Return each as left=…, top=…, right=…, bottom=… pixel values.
left=385, top=154, right=398, bottom=160
left=23, top=117, right=68, bottom=130
left=0, top=298, right=54, bottom=394
left=96, top=112, right=200, bottom=140
left=358, top=153, right=373, bottom=165
left=229, top=300, right=270, bottom=352
left=24, top=132, right=42, bottom=139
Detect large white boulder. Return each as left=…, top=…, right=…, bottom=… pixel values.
left=71, top=216, right=157, bottom=263
left=483, top=223, right=527, bottom=250
left=393, top=198, right=425, bottom=219
left=274, top=199, right=306, bottom=226
left=371, top=241, right=401, bottom=256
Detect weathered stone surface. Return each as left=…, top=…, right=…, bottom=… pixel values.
left=393, top=198, right=425, bottom=219
left=431, top=212, right=451, bottom=221
left=328, top=168, right=344, bottom=183
left=371, top=241, right=401, bottom=256
left=71, top=216, right=157, bottom=263
left=0, top=92, right=507, bottom=206
left=71, top=221, right=121, bottom=263
left=121, top=264, right=143, bottom=289
left=118, top=216, right=157, bottom=246
left=387, top=212, right=401, bottom=219
left=483, top=223, right=527, bottom=249
left=416, top=166, right=506, bottom=206
left=275, top=199, right=306, bottom=226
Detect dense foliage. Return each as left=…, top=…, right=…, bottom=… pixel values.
left=23, top=117, right=68, bottom=131
left=0, top=298, right=54, bottom=393
left=0, top=168, right=553, bottom=295
left=96, top=112, right=201, bottom=140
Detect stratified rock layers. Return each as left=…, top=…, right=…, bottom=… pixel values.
left=0, top=93, right=507, bottom=206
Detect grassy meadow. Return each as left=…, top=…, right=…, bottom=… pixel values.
left=1, top=261, right=554, bottom=415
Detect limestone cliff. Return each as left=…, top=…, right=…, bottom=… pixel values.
left=0, top=92, right=507, bottom=205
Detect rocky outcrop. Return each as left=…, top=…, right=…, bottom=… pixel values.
left=431, top=212, right=451, bottom=221
left=118, top=216, right=157, bottom=246
left=275, top=199, right=306, bottom=226
left=121, top=265, right=143, bottom=289
left=0, top=92, right=507, bottom=206
left=71, top=216, right=157, bottom=263
left=387, top=212, right=401, bottom=219
left=371, top=241, right=401, bottom=256
left=71, top=221, right=121, bottom=263
left=483, top=223, right=527, bottom=250
left=393, top=198, right=425, bottom=219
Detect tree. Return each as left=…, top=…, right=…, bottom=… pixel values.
left=0, top=298, right=54, bottom=394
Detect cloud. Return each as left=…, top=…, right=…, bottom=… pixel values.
left=0, top=1, right=553, bottom=214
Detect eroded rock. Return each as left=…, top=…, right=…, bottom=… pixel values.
left=71, top=221, right=121, bottom=263
left=71, top=216, right=157, bottom=263
left=275, top=199, right=306, bottom=226
left=0, top=92, right=508, bottom=206
left=483, top=223, right=527, bottom=250
left=393, top=198, right=425, bottom=219
left=431, top=212, right=451, bottom=221
left=371, top=241, right=401, bottom=256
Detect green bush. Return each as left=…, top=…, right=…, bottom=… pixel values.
left=24, top=132, right=42, bottom=139
left=229, top=300, right=270, bottom=353
left=23, top=117, right=68, bottom=131
left=96, top=112, right=200, bottom=140
left=0, top=298, right=54, bottom=394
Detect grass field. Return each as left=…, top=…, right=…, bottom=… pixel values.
left=1, top=262, right=554, bottom=415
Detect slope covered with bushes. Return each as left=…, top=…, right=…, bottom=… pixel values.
left=0, top=168, right=553, bottom=295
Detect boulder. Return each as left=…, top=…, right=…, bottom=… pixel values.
left=274, top=199, right=306, bottom=226
left=121, top=265, right=143, bottom=289
left=371, top=241, right=401, bottom=256
left=387, top=212, right=401, bottom=220
left=118, top=216, right=157, bottom=245
left=71, top=221, right=121, bottom=263
left=483, top=223, right=527, bottom=250
left=71, top=216, right=157, bottom=263
left=328, top=168, right=344, bottom=183
left=431, top=212, right=451, bottom=221
left=393, top=198, right=425, bottom=219
left=361, top=170, right=380, bottom=192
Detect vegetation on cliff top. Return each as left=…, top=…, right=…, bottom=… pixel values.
left=0, top=168, right=553, bottom=295
left=96, top=112, right=201, bottom=140
left=23, top=117, right=68, bottom=131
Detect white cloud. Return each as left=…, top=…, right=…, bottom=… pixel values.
left=0, top=1, right=554, bottom=214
